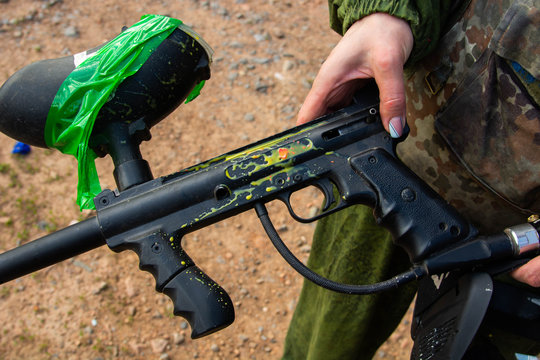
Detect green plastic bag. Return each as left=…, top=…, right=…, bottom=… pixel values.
left=45, top=15, right=198, bottom=210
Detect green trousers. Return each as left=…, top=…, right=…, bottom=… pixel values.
left=282, top=205, right=540, bottom=359
left=282, top=205, right=416, bottom=360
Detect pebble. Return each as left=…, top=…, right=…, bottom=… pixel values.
left=238, top=334, right=249, bottom=343
left=173, top=332, right=185, bottom=345
left=253, top=33, right=268, bottom=42
left=244, top=113, right=255, bottom=122
left=37, top=220, right=51, bottom=230
left=210, top=344, right=220, bottom=352
left=282, top=60, right=295, bottom=71
left=272, top=27, right=285, bottom=39
left=124, top=278, right=137, bottom=298
left=229, top=41, right=244, bottom=49
left=150, top=338, right=169, bottom=354
left=251, top=57, right=271, bottom=65
left=63, top=25, right=79, bottom=38
left=92, top=281, right=108, bottom=294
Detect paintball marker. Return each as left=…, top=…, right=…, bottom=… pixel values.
left=0, top=16, right=538, bottom=359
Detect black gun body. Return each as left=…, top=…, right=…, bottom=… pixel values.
left=0, top=88, right=481, bottom=338
left=97, top=102, right=381, bottom=242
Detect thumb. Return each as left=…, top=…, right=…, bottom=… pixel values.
left=373, top=62, right=407, bottom=138
left=297, top=87, right=327, bottom=125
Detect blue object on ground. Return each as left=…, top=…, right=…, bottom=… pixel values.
left=12, top=142, right=31, bottom=154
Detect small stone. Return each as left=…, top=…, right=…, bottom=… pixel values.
left=173, top=332, right=185, bottom=345
left=238, top=334, right=249, bottom=343
left=244, top=113, right=255, bottom=122
left=63, top=25, right=79, bottom=38
left=253, top=33, right=267, bottom=42
left=229, top=41, right=244, bottom=49
left=282, top=60, right=295, bottom=72
left=272, top=27, right=285, bottom=39
left=252, top=57, right=271, bottom=65
left=210, top=343, right=220, bottom=352
left=150, top=338, right=168, bottom=354
left=124, top=277, right=137, bottom=297
left=92, top=281, right=108, bottom=295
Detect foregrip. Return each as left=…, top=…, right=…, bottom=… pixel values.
left=107, top=231, right=234, bottom=338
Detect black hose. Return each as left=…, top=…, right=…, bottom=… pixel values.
left=254, top=202, right=425, bottom=295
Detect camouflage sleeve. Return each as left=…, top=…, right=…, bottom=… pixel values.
left=328, top=0, right=464, bottom=65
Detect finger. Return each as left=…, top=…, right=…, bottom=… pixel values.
left=297, top=87, right=328, bottom=125
left=297, top=39, right=366, bottom=125
left=511, top=256, right=540, bottom=287
left=371, top=53, right=407, bottom=138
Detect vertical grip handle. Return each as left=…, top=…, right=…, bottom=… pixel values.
left=107, top=231, right=235, bottom=338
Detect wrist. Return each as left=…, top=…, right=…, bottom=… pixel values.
left=349, top=13, right=413, bottom=65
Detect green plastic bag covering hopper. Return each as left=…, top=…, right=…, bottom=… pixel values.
left=0, top=15, right=213, bottom=209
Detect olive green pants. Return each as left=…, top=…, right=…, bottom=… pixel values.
left=282, top=205, right=416, bottom=360
left=282, top=205, right=540, bottom=359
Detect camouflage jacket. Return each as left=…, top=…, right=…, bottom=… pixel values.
left=329, top=0, right=540, bottom=231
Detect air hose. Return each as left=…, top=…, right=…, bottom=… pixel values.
left=254, top=202, right=426, bottom=295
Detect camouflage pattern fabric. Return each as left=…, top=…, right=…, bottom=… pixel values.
left=400, top=0, right=540, bottom=232
left=283, top=0, right=539, bottom=359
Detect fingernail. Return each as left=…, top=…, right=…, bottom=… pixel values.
left=389, top=117, right=403, bottom=138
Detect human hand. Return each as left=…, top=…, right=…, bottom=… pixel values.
left=511, top=256, right=540, bottom=287
left=297, top=13, right=414, bottom=138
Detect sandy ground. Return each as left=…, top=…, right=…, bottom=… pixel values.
left=0, top=1, right=413, bottom=359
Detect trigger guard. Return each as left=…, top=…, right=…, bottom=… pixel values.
left=277, top=178, right=337, bottom=223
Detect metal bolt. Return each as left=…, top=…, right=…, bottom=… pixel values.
left=401, top=188, right=416, bottom=202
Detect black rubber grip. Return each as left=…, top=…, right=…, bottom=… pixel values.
left=107, top=231, right=234, bottom=338
left=350, top=149, right=473, bottom=262
left=163, top=265, right=235, bottom=338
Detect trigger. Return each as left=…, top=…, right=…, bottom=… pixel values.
left=315, top=178, right=336, bottom=212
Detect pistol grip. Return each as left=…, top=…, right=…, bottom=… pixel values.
left=163, top=265, right=234, bottom=338
left=350, top=149, right=473, bottom=262
left=107, top=231, right=235, bottom=338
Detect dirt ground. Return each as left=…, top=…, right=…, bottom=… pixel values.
left=0, top=1, right=413, bottom=359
